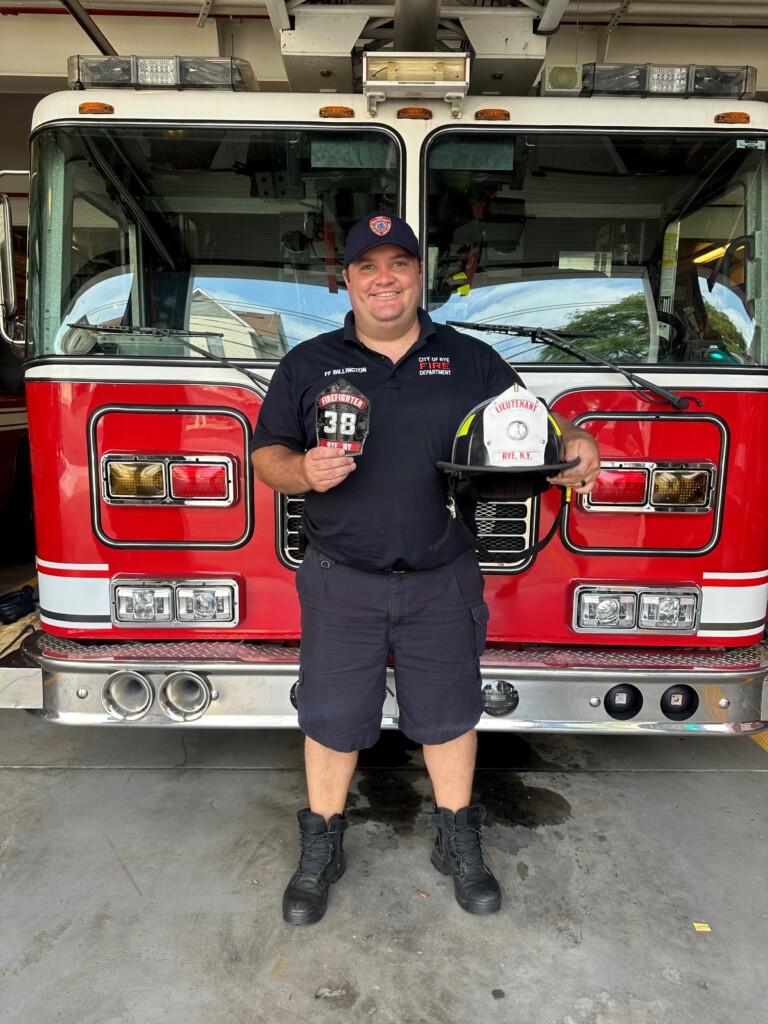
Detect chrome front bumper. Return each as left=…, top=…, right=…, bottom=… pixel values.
left=1, top=630, right=767, bottom=733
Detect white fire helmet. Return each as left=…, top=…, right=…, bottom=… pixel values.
left=436, top=383, right=576, bottom=500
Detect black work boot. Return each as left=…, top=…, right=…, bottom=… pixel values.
left=431, top=804, right=501, bottom=915
left=282, top=809, right=349, bottom=926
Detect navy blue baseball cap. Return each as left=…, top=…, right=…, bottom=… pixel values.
left=343, top=212, right=420, bottom=268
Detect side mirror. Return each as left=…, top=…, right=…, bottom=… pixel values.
left=0, top=194, right=18, bottom=345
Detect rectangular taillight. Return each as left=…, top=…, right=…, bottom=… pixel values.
left=170, top=462, right=229, bottom=500
left=107, top=461, right=166, bottom=498
left=103, top=455, right=234, bottom=505
left=584, top=463, right=714, bottom=512
left=651, top=470, right=709, bottom=507
left=589, top=469, right=648, bottom=505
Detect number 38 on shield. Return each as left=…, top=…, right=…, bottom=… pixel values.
left=315, top=378, right=371, bottom=456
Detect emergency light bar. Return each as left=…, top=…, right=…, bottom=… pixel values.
left=542, top=63, right=756, bottom=99
left=67, top=55, right=257, bottom=92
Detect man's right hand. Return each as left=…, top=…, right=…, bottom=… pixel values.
left=303, top=446, right=357, bottom=492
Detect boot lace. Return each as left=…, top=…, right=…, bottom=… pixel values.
left=452, top=823, right=487, bottom=871
left=297, top=832, right=331, bottom=876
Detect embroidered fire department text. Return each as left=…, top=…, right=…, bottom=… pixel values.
left=419, top=356, right=452, bottom=376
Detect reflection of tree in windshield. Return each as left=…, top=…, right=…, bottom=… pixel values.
left=538, top=293, right=750, bottom=364
left=540, top=294, right=649, bottom=362
left=699, top=306, right=750, bottom=361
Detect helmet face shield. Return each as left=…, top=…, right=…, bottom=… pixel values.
left=437, top=384, right=576, bottom=500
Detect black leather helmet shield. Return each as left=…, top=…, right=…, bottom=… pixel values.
left=315, top=378, right=371, bottom=455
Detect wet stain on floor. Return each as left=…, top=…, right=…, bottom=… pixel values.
left=345, top=732, right=571, bottom=836
left=349, top=768, right=426, bottom=835
left=476, top=770, right=572, bottom=829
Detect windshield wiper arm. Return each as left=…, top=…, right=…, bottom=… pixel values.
left=67, top=322, right=271, bottom=391
left=70, top=324, right=223, bottom=338
left=447, top=321, right=691, bottom=411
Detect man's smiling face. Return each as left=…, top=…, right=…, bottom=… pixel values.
left=343, top=244, right=422, bottom=338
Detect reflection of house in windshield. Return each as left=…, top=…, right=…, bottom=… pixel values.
left=189, top=288, right=289, bottom=359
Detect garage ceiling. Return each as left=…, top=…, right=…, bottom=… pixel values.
left=3, top=2, right=768, bottom=36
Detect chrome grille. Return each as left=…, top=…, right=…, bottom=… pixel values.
left=279, top=494, right=306, bottom=567
left=277, top=493, right=533, bottom=571
left=474, top=500, right=532, bottom=569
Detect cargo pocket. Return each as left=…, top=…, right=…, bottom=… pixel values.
left=296, top=547, right=330, bottom=602
left=471, top=601, right=490, bottom=658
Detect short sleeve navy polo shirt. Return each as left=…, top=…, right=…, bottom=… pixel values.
left=251, top=308, right=522, bottom=572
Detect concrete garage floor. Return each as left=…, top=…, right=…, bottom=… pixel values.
left=1, top=709, right=767, bottom=1024
left=1, top=562, right=767, bottom=1023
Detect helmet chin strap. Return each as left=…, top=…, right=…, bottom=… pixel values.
left=429, top=479, right=568, bottom=562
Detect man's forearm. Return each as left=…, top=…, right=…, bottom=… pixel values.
left=251, top=445, right=309, bottom=495
left=552, top=412, right=588, bottom=443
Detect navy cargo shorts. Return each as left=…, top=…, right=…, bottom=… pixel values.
left=295, top=545, right=489, bottom=752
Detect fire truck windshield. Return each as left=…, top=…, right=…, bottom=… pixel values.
left=26, top=124, right=400, bottom=360
left=426, top=129, right=766, bottom=367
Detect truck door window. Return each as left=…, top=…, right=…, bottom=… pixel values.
left=658, top=187, right=755, bottom=363
left=424, top=130, right=765, bottom=367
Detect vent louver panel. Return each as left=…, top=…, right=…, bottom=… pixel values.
left=277, top=494, right=534, bottom=572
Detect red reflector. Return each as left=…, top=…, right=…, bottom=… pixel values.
left=590, top=469, right=648, bottom=505
left=170, top=463, right=228, bottom=499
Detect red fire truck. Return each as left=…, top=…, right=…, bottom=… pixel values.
left=0, top=51, right=767, bottom=733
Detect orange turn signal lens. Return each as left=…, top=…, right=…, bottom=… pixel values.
left=319, top=106, right=355, bottom=118
left=475, top=108, right=510, bottom=121
left=651, top=470, right=709, bottom=506
left=78, top=102, right=115, bottom=116
left=78, top=102, right=115, bottom=115
left=714, top=111, right=750, bottom=124
left=397, top=107, right=433, bottom=119
left=107, top=462, right=165, bottom=498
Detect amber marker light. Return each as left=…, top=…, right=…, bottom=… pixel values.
left=397, top=107, right=433, bottom=119
left=319, top=106, right=355, bottom=118
left=107, top=461, right=165, bottom=498
left=475, top=108, right=510, bottom=121
left=78, top=102, right=115, bottom=115
left=714, top=111, right=750, bottom=124
left=651, top=470, right=709, bottom=507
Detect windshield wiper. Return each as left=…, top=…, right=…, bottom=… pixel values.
left=447, top=321, right=692, bottom=411
left=66, top=322, right=272, bottom=391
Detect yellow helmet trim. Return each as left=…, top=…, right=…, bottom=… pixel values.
left=457, top=413, right=476, bottom=438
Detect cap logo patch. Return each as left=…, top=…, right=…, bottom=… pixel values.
left=370, top=215, right=391, bottom=236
